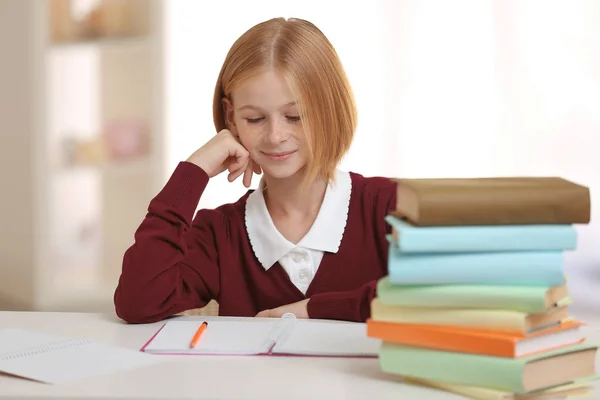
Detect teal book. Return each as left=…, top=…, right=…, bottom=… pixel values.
left=387, top=247, right=565, bottom=286
left=385, top=216, right=577, bottom=253
left=379, top=342, right=598, bottom=394
left=376, top=277, right=569, bottom=313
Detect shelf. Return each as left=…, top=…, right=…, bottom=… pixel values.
left=52, top=158, right=155, bottom=175
left=0, top=0, right=164, bottom=314
left=48, top=36, right=152, bottom=53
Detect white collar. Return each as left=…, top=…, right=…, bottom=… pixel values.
left=245, top=170, right=352, bottom=270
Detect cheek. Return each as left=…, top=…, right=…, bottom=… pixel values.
left=237, top=127, right=261, bottom=149
left=284, top=123, right=302, bottom=139
left=293, top=127, right=307, bottom=146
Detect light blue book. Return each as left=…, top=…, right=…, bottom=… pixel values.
left=388, top=247, right=564, bottom=286
left=385, top=215, right=577, bottom=253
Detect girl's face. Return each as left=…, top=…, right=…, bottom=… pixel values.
left=224, top=69, right=308, bottom=180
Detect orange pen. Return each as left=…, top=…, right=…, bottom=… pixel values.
left=189, top=321, right=208, bottom=348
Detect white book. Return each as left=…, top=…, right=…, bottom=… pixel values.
left=141, top=314, right=381, bottom=357
left=0, top=328, right=159, bottom=384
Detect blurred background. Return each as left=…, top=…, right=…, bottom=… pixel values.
left=0, top=0, right=598, bottom=318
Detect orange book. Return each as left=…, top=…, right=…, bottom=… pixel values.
left=367, top=319, right=585, bottom=358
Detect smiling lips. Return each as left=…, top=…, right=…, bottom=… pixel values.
left=262, top=150, right=297, bottom=161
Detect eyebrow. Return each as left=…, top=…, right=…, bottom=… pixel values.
left=237, top=101, right=297, bottom=111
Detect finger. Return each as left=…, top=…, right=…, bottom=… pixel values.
left=228, top=159, right=248, bottom=182
left=228, top=140, right=249, bottom=160
left=251, top=160, right=262, bottom=175
left=255, top=310, right=271, bottom=318
left=243, top=162, right=253, bottom=188
left=228, top=166, right=246, bottom=182
left=227, top=155, right=248, bottom=174
left=227, top=157, right=247, bottom=174
left=224, top=140, right=251, bottom=182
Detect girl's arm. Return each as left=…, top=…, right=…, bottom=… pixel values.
left=114, top=162, right=222, bottom=324
left=306, top=281, right=378, bottom=322
left=114, top=129, right=255, bottom=323
left=307, top=178, right=397, bottom=322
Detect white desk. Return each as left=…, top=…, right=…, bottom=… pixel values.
left=0, top=312, right=598, bottom=400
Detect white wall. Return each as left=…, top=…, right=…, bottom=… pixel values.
left=388, top=0, right=600, bottom=315
left=165, top=0, right=600, bottom=315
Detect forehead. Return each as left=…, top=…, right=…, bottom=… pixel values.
left=232, top=69, right=297, bottom=110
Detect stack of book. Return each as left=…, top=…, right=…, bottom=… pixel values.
left=367, top=176, right=598, bottom=399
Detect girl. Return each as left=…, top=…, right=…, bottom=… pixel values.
left=114, top=17, right=396, bottom=324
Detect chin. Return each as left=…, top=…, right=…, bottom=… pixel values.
left=261, top=163, right=304, bottom=179
left=257, top=155, right=305, bottom=179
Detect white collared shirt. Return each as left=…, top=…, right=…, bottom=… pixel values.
left=245, top=170, right=353, bottom=294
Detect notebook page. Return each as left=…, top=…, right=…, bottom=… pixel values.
left=0, top=329, right=66, bottom=356
left=143, top=320, right=284, bottom=355
left=271, top=321, right=381, bottom=357
left=0, top=329, right=159, bottom=384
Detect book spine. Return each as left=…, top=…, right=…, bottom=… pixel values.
left=368, top=321, right=517, bottom=357
left=379, top=342, right=525, bottom=392
left=376, top=284, right=551, bottom=313
left=390, top=224, right=577, bottom=253
left=395, top=178, right=591, bottom=226
left=389, top=250, right=565, bottom=286
left=371, top=301, right=528, bottom=332
left=387, top=251, right=564, bottom=286
left=401, top=185, right=590, bottom=226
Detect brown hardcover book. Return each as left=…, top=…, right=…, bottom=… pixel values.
left=392, top=177, right=591, bottom=226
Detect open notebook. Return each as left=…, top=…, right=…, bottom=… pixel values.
left=141, top=314, right=380, bottom=357
left=0, top=328, right=158, bottom=384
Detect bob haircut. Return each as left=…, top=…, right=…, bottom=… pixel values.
left=213, top=17, right=357, bottom=186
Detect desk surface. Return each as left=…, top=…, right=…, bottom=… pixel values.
left=0, top=311, right=598, bottom=400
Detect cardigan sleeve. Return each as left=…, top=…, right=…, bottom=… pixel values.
left=114, top=162, right=222, bottom=324
left=306, top=177, right=397, bottom=322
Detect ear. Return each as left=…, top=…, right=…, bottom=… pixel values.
left=222, top=97, right=238, bottom=136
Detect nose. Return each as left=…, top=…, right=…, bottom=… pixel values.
left=265, top=118, right=288, bottom=143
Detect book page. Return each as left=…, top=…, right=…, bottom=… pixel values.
left=272, top=320, right=381, bottom=357
left=143, top=319, right=285, bottom=355
left=0, top=329, right=158, bottom=384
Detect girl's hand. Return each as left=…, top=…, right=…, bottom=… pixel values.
left=255, top=299, right=309, bottom=319
left=186, top=129, right=261, bottom=188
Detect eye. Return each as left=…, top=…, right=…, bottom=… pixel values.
left=246, top=117, right=265, bottom=124
left=286, top=115, right=301, bottom=122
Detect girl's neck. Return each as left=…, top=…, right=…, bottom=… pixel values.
left=262, top=170, right=328, bottom=218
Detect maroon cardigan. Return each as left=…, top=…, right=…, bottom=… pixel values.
left=114, top=161, right=397, bottom=323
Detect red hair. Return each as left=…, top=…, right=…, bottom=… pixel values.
left=213, top=17, right=357, bottom=185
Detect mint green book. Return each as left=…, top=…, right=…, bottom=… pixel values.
left=379, top=342, right=598, bottom=394
left=377, top=277, right=569, bottom=313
